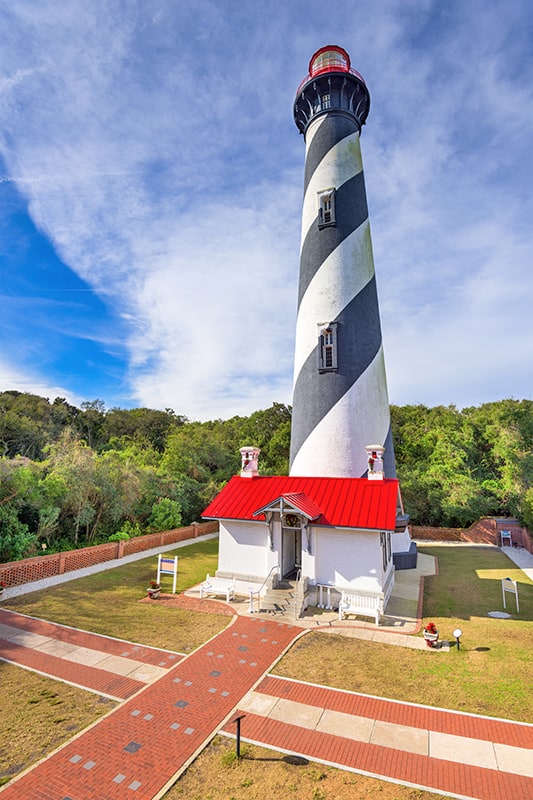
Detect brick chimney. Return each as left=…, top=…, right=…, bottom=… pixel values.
left=239, top=446, right=261, bottom=478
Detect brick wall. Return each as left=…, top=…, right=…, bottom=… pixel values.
left=413, top=517, right=532, bottom=553
left=0, top=521, right=218, bottom=589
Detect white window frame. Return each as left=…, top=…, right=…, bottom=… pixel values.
left=318, top=188, right=336, bottom=228
left=318, top=323, right=338, bottom=372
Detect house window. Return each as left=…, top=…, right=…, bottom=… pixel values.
left=318, top=189, right=335, bottom=228
left=321, top=93, right=331, bottom=110
left=380, top=532, right=387, bottom=571
left=318, top=323, right=338, bottom=372
left=380, top=532, right=392, bottom=570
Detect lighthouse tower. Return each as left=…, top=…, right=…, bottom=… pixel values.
left=290, top=46, right=395, bottom=479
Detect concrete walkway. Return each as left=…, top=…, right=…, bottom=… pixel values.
left=0, top=533, right=218, bottom=601
left=499, top=543, right=533, bottom=581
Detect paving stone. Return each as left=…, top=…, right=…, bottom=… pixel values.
left=127, top=663, right=168, bottom=683
left=494, top=742, right=533, bottom=777
left=268, top=698, right=323, bottom=728
left=429, top=731, right=498, bottom=769
left=124, top=741, right=142, bottom=754
left=62, top=646, right=108, bottom=667
left=7, top=631, right=53, bottom=648
left=35, top=640, right=78, bottom=657
left=371, top=720, right=429, bottom=755
left=316, top=708, right=374, bottom=741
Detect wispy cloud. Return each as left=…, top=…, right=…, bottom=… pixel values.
left=0, top=0, right=531, bottom=416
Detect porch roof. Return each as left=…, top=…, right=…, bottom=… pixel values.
left=202, top=475, right=399, bottom=531
left=253, top=491, right=323, bottom=521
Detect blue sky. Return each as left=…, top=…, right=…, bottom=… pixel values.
left=1, top=0, right=532, bottom=420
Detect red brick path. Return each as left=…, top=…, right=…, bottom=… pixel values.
left=230, top=712, right=532, bottom=800
left=0, top=608, right=183, bottom=699
left=222, top=675, right=533, bottom=800
left=0, top=614, right=302, bottom=799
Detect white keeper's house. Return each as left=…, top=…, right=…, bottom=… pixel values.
left=202, top=446, right=411, bottom=615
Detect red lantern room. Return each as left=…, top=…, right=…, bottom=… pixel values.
left=294, top=44, right=370, bottom=135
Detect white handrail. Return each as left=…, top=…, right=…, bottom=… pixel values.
left=248, top=565, right=280, bottom=614
left=294, top=568, right=302, bottom=618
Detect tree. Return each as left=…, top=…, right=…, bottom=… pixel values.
left=148, top=498, right=182, bottom=532
left=0, top=502, right=36, bottom=562
left=46, top=434, right=98, bottom=545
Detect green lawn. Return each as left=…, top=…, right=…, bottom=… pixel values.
left=3, top=537, right=227, bottom=652
left=275, top=545, right=533, bottom=722
left=1, top=540, right=531, bottom=795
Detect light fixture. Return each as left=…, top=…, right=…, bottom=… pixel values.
left=452, top=628, right=463, bottom=650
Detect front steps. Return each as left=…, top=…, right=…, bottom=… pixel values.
left=259, top=578, right=307, bottom=619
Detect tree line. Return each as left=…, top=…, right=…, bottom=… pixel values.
left=0, top=391, right=531, bottom=562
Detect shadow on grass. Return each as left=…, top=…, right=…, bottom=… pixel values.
left=241, top=755, right=309, bottom=766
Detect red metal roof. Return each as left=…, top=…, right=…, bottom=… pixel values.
left=202, top=475, right=399, bottom=531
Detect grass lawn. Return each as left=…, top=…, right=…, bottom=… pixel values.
left=165, top=735, right=440, bottom=800
left=2, top=537, right=227, bottom=652
left=0, top=663, right=117, bottom=786
left=275, top=546, right=533, bottom=722
left=0, top=540, right=531, bottom=795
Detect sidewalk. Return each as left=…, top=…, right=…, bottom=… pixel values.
left=499, top=544, right=533, bottom=581
left=226, top=675, right=533, bottom=800
left=0, top=607, right=183, bottom=700
left=0, top=533, right=218, bottom=601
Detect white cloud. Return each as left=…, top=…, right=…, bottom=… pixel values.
left=0, top=357, right=84, bottom=407
left=0, top=0, right=531, bottom=417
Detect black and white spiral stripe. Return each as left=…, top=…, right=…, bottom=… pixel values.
left=289, top=111, right=395, bottom=478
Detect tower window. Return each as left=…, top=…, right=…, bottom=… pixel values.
left=318, top=323, right=338, bottom=372
left=321, top=93, right=331, bottom=110
left=318, top=189, right=335, bottom=228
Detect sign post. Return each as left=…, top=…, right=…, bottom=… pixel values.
left=501, top=577, right=519, bottom=613
left=157, top=554, right=178, bottom=594
left=231, top=714, right=246, bottom=759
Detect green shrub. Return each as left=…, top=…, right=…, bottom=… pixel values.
left=108, top=531, right=130, bottom=541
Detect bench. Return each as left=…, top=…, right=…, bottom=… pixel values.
left=200, top=575, right=236, bottom=602
left=338, top=591, right=383, bottom=625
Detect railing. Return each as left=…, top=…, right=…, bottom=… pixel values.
left=293, top=568, right=302, bottom=618
left=316, top=582, right=336, bottom=610
left=248, top=564, right=280, bottom=614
